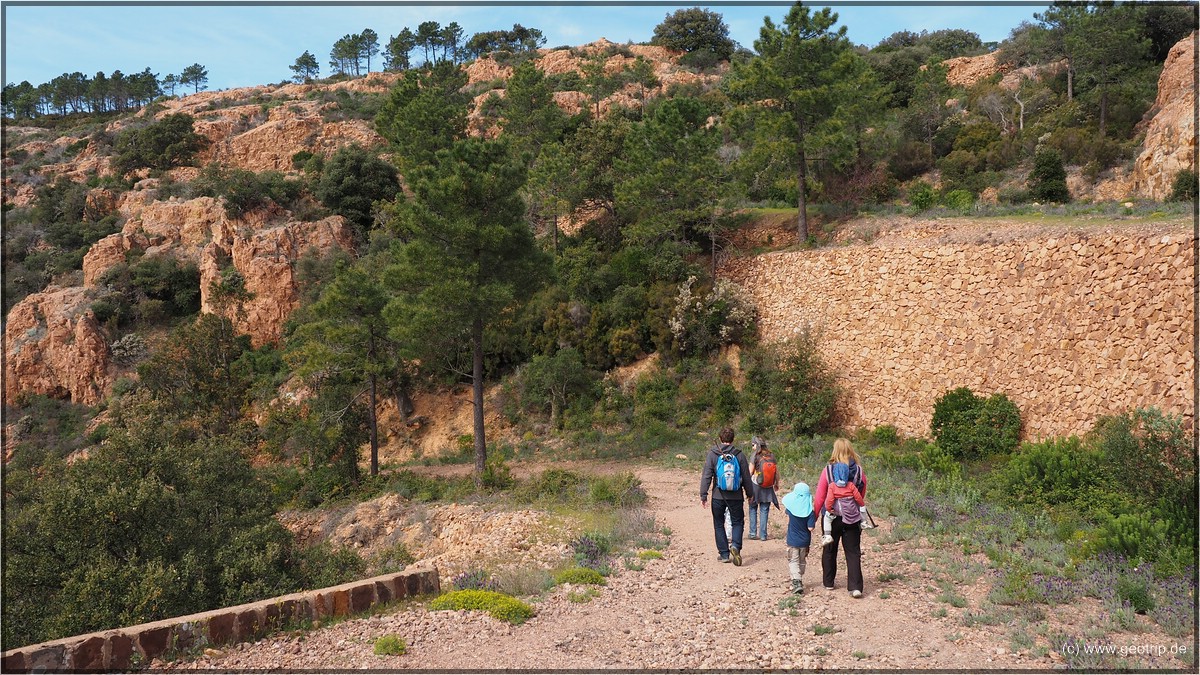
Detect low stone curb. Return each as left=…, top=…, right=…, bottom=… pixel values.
left=1, top=567, right=439, bottom=672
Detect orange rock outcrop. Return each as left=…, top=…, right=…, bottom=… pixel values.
left=1133, top=32, right=1197, bottom=200
left=4, top=287, right=112, bottom=406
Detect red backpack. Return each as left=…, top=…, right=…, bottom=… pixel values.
left=757, top=451, right=778, bottom=488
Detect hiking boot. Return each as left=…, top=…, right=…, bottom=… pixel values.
left=821, top=534, right=834, bottom=546
left=791, top=580, right=803, bottom=595
left=850, top=589, right=863, bottom=598
left=730, top=546, right=742, bottom=566
left=747, top=533, right=759, bottom=540
left=718, top=554, right=731, bottom=563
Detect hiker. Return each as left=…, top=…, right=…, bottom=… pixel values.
left=820, top=461, right=872, bottom=546
left=747, top=436, right=780, bottom=540
left=782, top=482, right=817, bottom=594
left=700, top=427, right=752, bottom=565
left=814, top=438, right=869, bottom=597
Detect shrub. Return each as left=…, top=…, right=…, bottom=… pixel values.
left=1028, top=148, right=1070, bottom=203
left=373, top=635, right=406, bottom=656
left=930, top=387, right=1021, bottom=459
left=998, top=437, right=1107, bottom=510
left=667, top=276, right=757, bottom=357
left=313, top=144, right=399, bottom=238
left=112, top=113, right=208, bottom=174
left=1087, top=408, right=1196, bottom=539
left=515, top=469, right=585, bottom=503
left=192, top=163, right=303, bottom=218
left=740, top=333, right=841, bottom=436
left=109, top=333, right=149, bottom=365
left=1088, top=513, right=1171, bottom=567
left=941, top=188, right=975, bottom=211
left=553, top=567, right=607, bottom=586
left=908, top=181, right=936, bottom=210
left=428, top=590, right=535, bottom=624
left=872, top=425, right=899, bottom=446
left=1169, top=169, right=1196, bottom=202
left=587, top=472, right=647, bottom=507
left=1115, top=573, right=1156, bottom=614
left=452, top=569, right=499, bottom=592
left=571, top=532, right=612, bottom=572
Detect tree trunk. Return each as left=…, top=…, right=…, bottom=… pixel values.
left=368, top=373, right=379, bottom=476
left=796, top=128, right=809, bottom=243
left=1098, top=86, right=1108, bottom=138
left=553, top=212, right=558, bottom=255
left=472, top=315, right=486, bottom=485
left=710, top=223, right=717, bottom=280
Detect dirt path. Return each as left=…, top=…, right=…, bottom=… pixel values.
left=169, top=464, right=1179, bottom=671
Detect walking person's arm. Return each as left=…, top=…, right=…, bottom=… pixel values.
left=700, top=451, right=714, bottom=508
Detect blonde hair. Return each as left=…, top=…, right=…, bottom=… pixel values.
left=829, top=438, right=860, bottom=465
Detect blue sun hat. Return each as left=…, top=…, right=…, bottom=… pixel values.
left=782, top=482, right=813, bottom=518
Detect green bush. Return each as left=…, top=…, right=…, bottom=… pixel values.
left=313, top=144, right=400, bottom=238
left=930, top=387, right=1021, bottom=459
left=428, top=590, right=535, bottom=624
left=1028, top=148, right=1070, bottom=203
left=1090, top=514, right=1170, bottom=567
left=373, top=634, right=407, bottom=656
left=1169, top=169, right=1197, bottom=202
left=112, top=113, right=208, bottom=174
left=192, top=163, right=303, bottom=218
left=1115, top=575, right=1156, bottom=614
left=1087, top=408, right=1196, bottom=538
left=941, top=188, right=975, bottom=211
left=908, top=181, right=936, bottom=210
left=553, top=567, right=608, bottom=586
left=741, top=333, right=841, bottom=436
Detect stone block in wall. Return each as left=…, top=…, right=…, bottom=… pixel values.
left=235, top=608, right=263, bottom=642
left=2, top=651, right=27, bottom=672
left=207, top=612, right=236, bottom=646
left=312, top=591, right=333, bottom=619
left=172, top=620, right=203, bottom=652
left=331, top=588, right=351, bottom=617
left=405, top=572, right=420, bottom=597
left=262, top=601, right=281, bottom=632
left=349, top=583, right=375, bottom=614
left=134, top=625, right=171, bottom=661
left=375, top=579, right=393, bottom=604
left=109, top=632, right=134, bottom=671
left=67, top=635, right=105, bottom=670
left=27, top=644, right=66, bottom=671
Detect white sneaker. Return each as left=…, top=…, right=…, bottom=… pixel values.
left=850, top=590, right=863, bottom=598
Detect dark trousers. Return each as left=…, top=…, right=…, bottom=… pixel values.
left=711, top=498, right=744, bottom=556
left=822, top=515, right=863, bottom=592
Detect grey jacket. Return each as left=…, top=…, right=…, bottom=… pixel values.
left=700, top=444, right=753, bottom=503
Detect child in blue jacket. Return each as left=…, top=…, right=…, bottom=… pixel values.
left=781, top=482, right=817, bottom=595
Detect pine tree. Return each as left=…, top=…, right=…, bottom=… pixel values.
left=382, top=138, right=549, bottom=481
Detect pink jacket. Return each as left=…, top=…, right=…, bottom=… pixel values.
left=813, top=462, right=868, bottom=514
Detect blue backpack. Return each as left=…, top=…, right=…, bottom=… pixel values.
left=715, top=449, right=742, bottom=492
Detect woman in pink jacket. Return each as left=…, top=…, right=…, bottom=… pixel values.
left=813, top=438, right=868, bottom=597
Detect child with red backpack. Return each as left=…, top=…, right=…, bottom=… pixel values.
left=748, top=436, right=780, bottom=540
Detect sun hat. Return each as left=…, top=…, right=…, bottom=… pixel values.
left=782, top=482, right=813, bottom=518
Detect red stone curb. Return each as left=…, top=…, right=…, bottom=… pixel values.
left=1, top=567, right=439, bottom=673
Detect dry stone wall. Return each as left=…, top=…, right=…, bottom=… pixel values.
left=0, top=568, right=439, bottom=673
left=724, top=224, right=1194, bottom=440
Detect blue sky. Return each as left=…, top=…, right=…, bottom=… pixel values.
left=2, top=2, right=1048, bottom=91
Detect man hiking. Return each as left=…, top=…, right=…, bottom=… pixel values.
left=700, top=427, right=753, bottom=565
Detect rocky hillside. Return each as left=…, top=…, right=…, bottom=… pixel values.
left=2, top=34, right=1194, bottom=417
